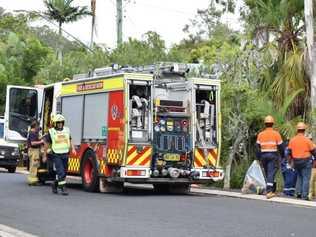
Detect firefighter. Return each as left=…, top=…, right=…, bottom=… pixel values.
left=27, top=120, right=44, bottom=185
left=43, top=114, right=76, bottom=195
left=256, top=115, right=284, bottom=199
left=288, top=122, right=316, bottom=200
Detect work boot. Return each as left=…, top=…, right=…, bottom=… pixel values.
left=266, top=192, right=276, bottom=199
left=60, top=186, right=69, bottom=196
left=51, top=181, right=58, bottom=194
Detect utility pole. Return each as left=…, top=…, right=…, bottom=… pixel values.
left=116, top=0, right=123, bottom=46
left=90, top=0, right=96, bottom=49
left=305, top=0, right=316, bottom=139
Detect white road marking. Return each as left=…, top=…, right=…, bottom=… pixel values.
left=0, top=224, right=37, bottom=237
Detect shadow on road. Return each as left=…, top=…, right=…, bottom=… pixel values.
left=65, top=182, right=197, bottom=197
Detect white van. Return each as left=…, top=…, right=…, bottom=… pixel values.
left=0, top=117, right=20, bottom=173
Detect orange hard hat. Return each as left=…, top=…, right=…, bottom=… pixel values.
left=296, top=122, right=307, bottom=130
left=264, top=115, right=274, bottom=124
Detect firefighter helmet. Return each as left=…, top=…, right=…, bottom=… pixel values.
left=264, top=115, right=274, bottom=124
left=53, top=114, right=66, bottom=123
left=296, top=122, right=306, bottom=130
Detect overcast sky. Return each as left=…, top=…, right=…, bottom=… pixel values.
left=0, top=0, right=240, bottom=49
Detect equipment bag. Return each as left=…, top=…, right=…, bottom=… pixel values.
left=241, top=160, right=266, bottom=194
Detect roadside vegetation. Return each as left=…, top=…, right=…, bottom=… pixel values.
left=0, top=0, right=311, bottom=189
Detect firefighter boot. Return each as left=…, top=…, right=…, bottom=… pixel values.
left=52, top=181, right=58, bottom=194
left=59, top=185, right=69, bottom=196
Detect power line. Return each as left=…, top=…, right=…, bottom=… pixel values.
left=14, top=10, right=94, bottom=52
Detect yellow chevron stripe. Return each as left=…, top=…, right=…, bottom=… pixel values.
left=127, top=150, right=138, bottom=164
left=195, top=149, right=206, bottom=166
left=134, top=148, right=152, bottom=166
left=207, top=153, right=217, bottom=166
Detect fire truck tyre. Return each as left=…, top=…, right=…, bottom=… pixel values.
left=38, top=175, right=46, bottom=185
left=7, top=166, right=16, bottom=173
left=153, top=184, right=170, bottom=193
left=169, top=184, right=190, bottom=194
left=81, top=150, right=99, bottom=192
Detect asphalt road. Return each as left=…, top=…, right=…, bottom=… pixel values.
left=0, top=170, right=315, bottom=237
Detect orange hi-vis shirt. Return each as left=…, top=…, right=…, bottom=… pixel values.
left=288, top=134, right=316, bottom=159
left=256, top=128, right=283, bottom=152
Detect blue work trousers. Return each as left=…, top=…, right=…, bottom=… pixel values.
left=52, top=153, right=69, bottom=185
left=282, top=169, right=297, bottom=196
left=260, top=152, right=279, bottom=193
left=293, top=158, right=312, bottom=199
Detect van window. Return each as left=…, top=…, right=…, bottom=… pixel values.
left=9, top=88, right=38, bottom=138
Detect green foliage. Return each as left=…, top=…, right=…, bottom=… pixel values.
left=110, top=31, right=166, bottom=66
left=35, top=46, right=110, bottom=84
left=230, top=159, right=251, bottom=189
left=0, top=10, right=107, bottom=112
left=31, top=25, right=80, bottom=53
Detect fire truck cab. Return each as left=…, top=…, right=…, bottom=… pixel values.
left=4, top=63, right=223, bottom=193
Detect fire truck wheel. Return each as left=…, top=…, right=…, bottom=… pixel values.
left=81, top=150, right=99, bottom=192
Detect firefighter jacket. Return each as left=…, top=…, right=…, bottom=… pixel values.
left=48, top=127, right=70, bottom=154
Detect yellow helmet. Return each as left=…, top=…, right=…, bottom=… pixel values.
left=264, top=115, right=274, bottom=124
left=53, top=114, right=65, bottom=123
left=296, top=122, right=306, bottom=130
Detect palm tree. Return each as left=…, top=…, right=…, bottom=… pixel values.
left=43, top=0, right=91, bottom=64
left=243, top=0, right=306, bottom=120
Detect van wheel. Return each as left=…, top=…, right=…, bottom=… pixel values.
left=81, top=150, right=99, bottom=192
left=7, top=167, right=16, bottom=173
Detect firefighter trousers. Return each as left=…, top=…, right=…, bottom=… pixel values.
left=27, top=148, right=40, bottom=184
left=52, top=153, right=69, bottom=187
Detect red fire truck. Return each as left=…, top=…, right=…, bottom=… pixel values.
left=4, top=63, right=223, bottom=193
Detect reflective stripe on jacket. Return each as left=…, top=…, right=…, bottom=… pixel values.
left=256, top=128, right=283, bottom=152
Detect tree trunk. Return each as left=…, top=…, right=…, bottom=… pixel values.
left=58, top=21, right=63, bottom=65
left=223, top=147, right=234, bottom=190
left=223, top=132, right=243, bottom=190
left=305, top=0, right=316, bottom=139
